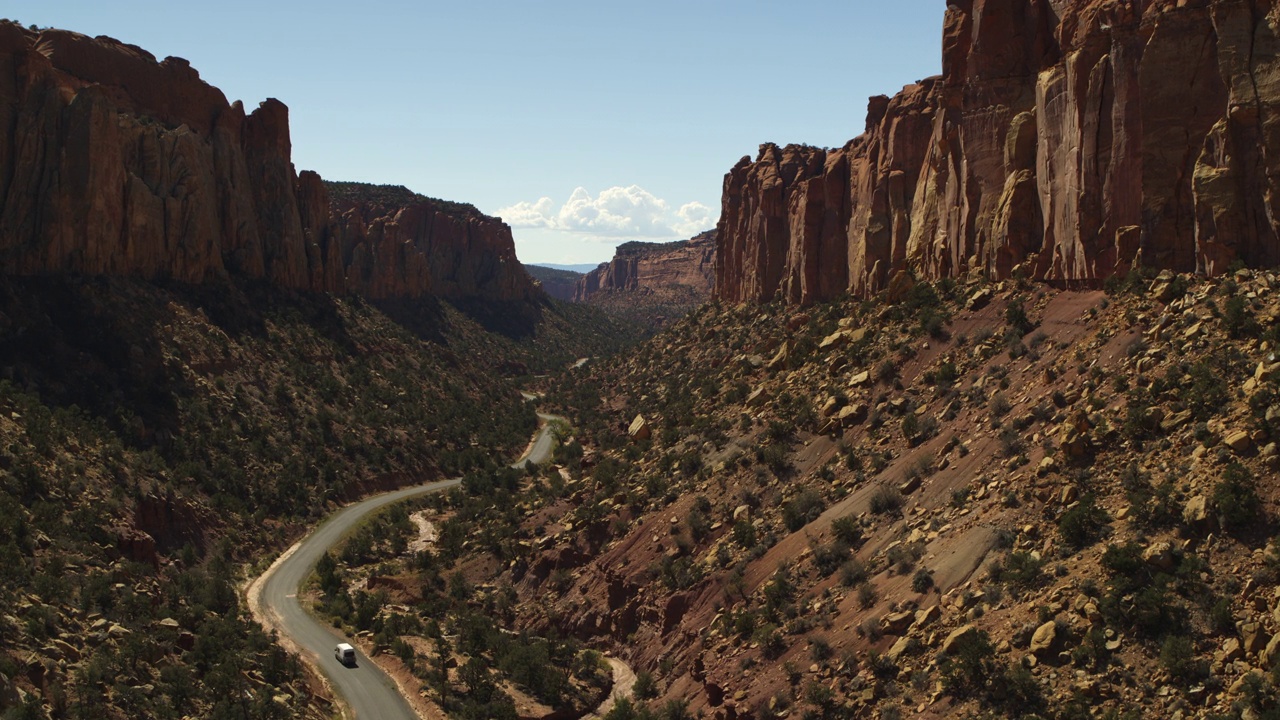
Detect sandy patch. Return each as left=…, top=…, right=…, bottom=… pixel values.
left=407, top=511, right=438, bottom=554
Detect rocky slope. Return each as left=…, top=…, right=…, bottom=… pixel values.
left=717, top=0, right=1280, bottom=305
left=0, top=23, right=535, bottom=302
left=0, top=271, right=645, bottom=720
left=508, top=270, right=1280, bottom=719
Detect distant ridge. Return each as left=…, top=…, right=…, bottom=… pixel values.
left=533, top=263, right=599, bottom=273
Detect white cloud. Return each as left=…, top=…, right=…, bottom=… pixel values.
left=497, top=186, right=715, bottom=240
left=495, top=196, right=556, bottom=228
left=674, top=201, right=715, bottom=237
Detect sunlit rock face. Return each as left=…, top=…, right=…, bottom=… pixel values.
left=716, top=0, right=1280, bottom=305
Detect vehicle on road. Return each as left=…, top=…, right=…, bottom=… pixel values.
left=334, top=643, right=356, bottom=666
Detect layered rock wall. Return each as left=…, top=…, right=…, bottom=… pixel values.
left=0, top=23, right=535, bottom=303
left=575, top=231, right=716, bottom=303
left=716, top=0, right=1280, bottom=304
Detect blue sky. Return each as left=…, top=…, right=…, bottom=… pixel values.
left=11, top=2, right=942, bottom=264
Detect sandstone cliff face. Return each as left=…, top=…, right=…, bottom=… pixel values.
left=575, top=231, right=717, bottom=303
left=0, top=23, right=535, bottom=303
left=717, top=0, right=1280, bottom=304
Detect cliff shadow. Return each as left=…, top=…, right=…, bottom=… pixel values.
left=177, top=280, right=360, bottom=355
left=0, top=275, right=185, bottom=450
left=168, top=277, right=269, bottom=340
left=446, top=296, right=546, bottom=341
left=371, top=296, right=450, bottom=346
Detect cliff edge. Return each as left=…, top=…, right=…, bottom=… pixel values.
left=716, top=0, right=1280, bottom=304
left=0, top=23, right=535, bottom=303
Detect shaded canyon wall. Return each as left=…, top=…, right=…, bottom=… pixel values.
left=0, top=23, right=535, bottom=303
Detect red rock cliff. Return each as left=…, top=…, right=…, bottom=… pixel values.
left=575, top=231, right=716, bottom=303
left=716, top=0, right=1280, bottom=304
left=0, top=23, right=535, bottom=303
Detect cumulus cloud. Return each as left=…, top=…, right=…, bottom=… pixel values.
left=497, top=186, right=714, bottom=240
left=673, top=201, right=715, bottom=237
left=495, top=196, right=556, bottom=228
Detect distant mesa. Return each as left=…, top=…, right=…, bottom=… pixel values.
left=575, top=230, right=716, bottom=302
left=715, top=0, right=1280, bottom=305
left=572, top=231, right=716, bottom=326
left=0, top=23, right=536, bottom=304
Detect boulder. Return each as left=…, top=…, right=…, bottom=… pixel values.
left=746, top=387, right=770, bottom=408
left=627, top=415, right=651, bottom=442
left=912, top=605, right=940, bottom=631
left=1029, top=621, right=1058, bottom=655
left=886, top=636, right=912, bottom=662
left=1142, top=542, right=1177, bottom=572
left=1264, top=633, right=1280, bottom=667
left=966, top=287, right=993, bottom=310
left=819, top=331, right=851, bottom=350
left=881, top=610, right=915, bottom=635
left=941, top=624, right=979, bottom=655
left=1226, top=430, right=1253, bottom=453
left=1241, top=621, right=1268, bottom=656
left=836, top=403, right=868, bottom=428
left=1184, top=495, right=1210, bottom=526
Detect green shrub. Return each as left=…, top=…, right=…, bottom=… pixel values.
left=782, top=489, right=826, bottom=531
left=869, top=485, right=903, bottom=516
left=939, top=629, right=998, bottom=699
left=811, top=540, right=850, bottom=577
left=1225, top=295, right=1260, bottom=338
left=839, top=560, right=868, bottom=587
left=1159, top=635, right=1207, bottom=682
left=1058, top=493, right=1109, bottom=549
left=989, top=550, right=1044, bottom=594
left=911, top=567, right=934, bottom=593
left=632, top=670, right=657, bottom=700
left=856, top=582, right=878, bottom=609
left=831, top=515, right=862, bottom=546
left=1213, top=462, right=1261, bottom=533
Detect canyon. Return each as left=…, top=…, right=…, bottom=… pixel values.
left=716, top=0, right=1280, bottom=304
left=0, top=23, right=535, bottom=303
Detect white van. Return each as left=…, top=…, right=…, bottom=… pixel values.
left=334, top=643, right=356, bottom=666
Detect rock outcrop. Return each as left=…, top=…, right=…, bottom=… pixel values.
left=716, top=0, right=1280, bottom=305
left=575, top=231, right=716, bottom=303
left=0, top=23, right=535, bottom=303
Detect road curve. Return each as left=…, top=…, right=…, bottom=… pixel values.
left=249, top=412, right=562, bottom=720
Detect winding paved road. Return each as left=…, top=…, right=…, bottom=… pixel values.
left=249, top=410, right=562, bottom=720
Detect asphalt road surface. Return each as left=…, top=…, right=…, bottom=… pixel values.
left=250, top=411, right=561, bottom=719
